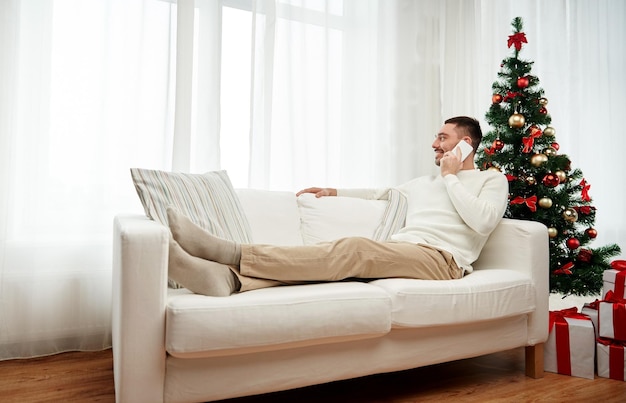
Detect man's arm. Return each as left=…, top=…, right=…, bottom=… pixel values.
left=296, top=187, right=391, bottom=200
left=444, top=172, right=509, bottom=236
left=296, top=187, right=337, bottom=198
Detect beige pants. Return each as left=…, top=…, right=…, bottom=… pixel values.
left=234, top=237, right=462, bottom=292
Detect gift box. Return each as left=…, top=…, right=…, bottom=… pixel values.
left=582, top=300, right=600, bottom=339
left=544, top=307, right=596, bottom=379
left=602, top=260, right=626, bottom=298
left=598, top=291, right=626, bottom=342
left=597, top=338, right=626, bottom=381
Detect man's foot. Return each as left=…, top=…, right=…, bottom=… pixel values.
left=167, top=206, right=241, bottom=265
left=168, top=240, right=240, bottom=296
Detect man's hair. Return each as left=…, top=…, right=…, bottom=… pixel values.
left=444, top=116, right=482, bottom=151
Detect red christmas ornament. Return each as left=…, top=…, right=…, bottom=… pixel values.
left=539, top=107, right=548, bottom=114
left=551, top=142, right=560, bottom=151
left=566, top=237, right=580, bottom=250
left=585, top=228, right=598, bottom=239
left=517, top=76, right=529, bottom=88
left=493, top=138, right=505, bottom=150
left=577, top=249, right=593, bottom=263
left=542, top=173, right=560, bottom=188
left=492, top=94, right=503, bottom=104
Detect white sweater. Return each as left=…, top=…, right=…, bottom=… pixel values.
left=338, top=169, right=509, bottom=273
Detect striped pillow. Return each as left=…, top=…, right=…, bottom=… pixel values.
left=372, top=189, right=407, bottom=241
left=130, top=168, right=252, bottom=244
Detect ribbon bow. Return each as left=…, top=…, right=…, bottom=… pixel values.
left=508, top=32, right=528, bottom=51
left=521, top=127, right=543, bottom=153
left=503, top=91, right=522, bottom=103
left=510, top=195, right=537, bottom=212
left=553, top=262, right=574, bottom=275
left=586, top=299, right=601, bottom=310
left=549, top=307, right=589, bottom=331
left=580, top=179, right=591, bottom=202
left=604, top=290, right=626, bottom=304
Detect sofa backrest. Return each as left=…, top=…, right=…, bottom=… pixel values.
left=236, top=189, right=406, bottom=246
left=236, top=189, right=303, bottom=246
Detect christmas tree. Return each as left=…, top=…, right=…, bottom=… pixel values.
left=476, top=17, right=620, bottom=296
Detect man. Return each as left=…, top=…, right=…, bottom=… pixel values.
left=168, top=116, right=509, bottom=296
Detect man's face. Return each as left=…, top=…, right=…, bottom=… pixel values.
left=432, top=123, right=464, bottom=166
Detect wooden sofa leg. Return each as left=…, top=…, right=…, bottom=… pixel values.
left=525, top=343, right=544, bottom=378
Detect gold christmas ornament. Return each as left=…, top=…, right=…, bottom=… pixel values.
left=539, top=197, right=553, bottom=209
left=530, top=153, right=548, bottom=167
left=548, top=227, right=558, bottom=238
left=555, top=170, right=567, bottom=183
left=539, top=97, right=548, bottom=105
left=526, top=176, right=536, bottom=186
left=543, top=126, right=556, bottom=137
left=543, top=147, right=557, bottom=157
left=487, top=166, right=502, bottom=172
left=562, top=208, right=579, bottom=223
left=508, top=113, right=526, bottom=128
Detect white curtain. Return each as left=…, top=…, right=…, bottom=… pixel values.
left=1, top=0, right=624, bottom=360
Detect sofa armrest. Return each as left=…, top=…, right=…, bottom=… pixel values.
left=112, top=214, right=169, bottom=403
left=474, top=218, right=549, bottom=345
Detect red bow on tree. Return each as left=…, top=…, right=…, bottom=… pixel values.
left=521, top=126, right=544, bottom=153
left=553, top=262, right=574, bottom=275
left=580, top=179, right=591, bottom=202
left=522, top=136, right=535, bottom=153
left=510, top=195, right=537, bottom=212
left=508, top=32, right=528, bottom=51
left=503, top=91, right=522, bottom=103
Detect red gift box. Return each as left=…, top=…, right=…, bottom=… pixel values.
left=599, top=290, right=626, bottom=342
left=544, top=307, right=595, bottom=379
left=597, top=337, right=626, bottom=381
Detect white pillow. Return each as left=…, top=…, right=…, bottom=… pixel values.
left=297, top=191, right=406, bottom=245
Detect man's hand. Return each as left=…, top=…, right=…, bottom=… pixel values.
left=296, top=187, right=337, bottom=198
left=439, top=147, right=464, bottom=177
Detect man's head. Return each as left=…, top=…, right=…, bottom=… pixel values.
left=432, top=116, right=482, bottom=166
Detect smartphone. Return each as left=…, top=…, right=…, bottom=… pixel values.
left=452, top=140, right=474, bottom=162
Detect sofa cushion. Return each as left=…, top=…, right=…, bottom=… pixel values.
left=370, top=269, right=535, bottom=327
left=165, top=282, right=391, bottom=358
left=236, top=189, right=303, bottom=246
left=297, top=189, right=407, bottom=244
left=130, top=169, right=251, bottom=243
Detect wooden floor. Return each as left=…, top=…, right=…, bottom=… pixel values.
left=1, top=348, right=625, bottom=402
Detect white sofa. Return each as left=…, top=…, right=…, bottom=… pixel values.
left=113, top=189, right=549, bottom=403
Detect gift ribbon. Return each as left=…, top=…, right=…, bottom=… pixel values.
left=603, top=290, right=626, bottom=341
left=598, top=338, right=625, bottom=380
left=549, top=308, right=590, bottom=375
left=580, top=179, right=591, bottom=202
left=511, top=195, right=537, bottom=212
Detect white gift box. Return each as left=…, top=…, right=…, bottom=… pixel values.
left=581, top=301, right=600, bottom=340
left=603, top=269, right=626, bottom=299
left=597, top=339, right=626, bottom=381
left=599, top=299, right=626, bottom=341
left=545, top=311, right=595, bottom=379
